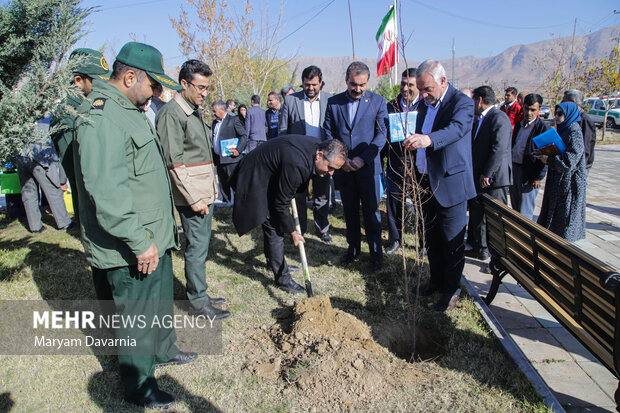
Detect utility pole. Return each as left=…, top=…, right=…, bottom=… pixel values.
left=568, top=17, right=577, bottom=86
left=347, top=0, right=355, bottom=60
left=451, top=37, right=455, bottom=85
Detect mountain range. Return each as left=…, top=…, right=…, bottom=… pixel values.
left=288, top=25, right=620, bottom=94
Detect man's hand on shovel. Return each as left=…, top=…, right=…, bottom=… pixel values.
left=291, top=231, right=305, bottom=247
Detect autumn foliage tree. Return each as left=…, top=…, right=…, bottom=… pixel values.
left=576, top=44, right=620, bottom=141
left=171, top=0, right=292, bottom=106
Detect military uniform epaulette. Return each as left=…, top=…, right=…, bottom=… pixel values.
left=91, top=98, right=107, bottom=110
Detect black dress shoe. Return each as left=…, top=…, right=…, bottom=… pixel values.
left=125, top=389, right=175, bottom=408
left=31, top=225, right=47, bottom=234
left=207, top=295, right=226, bottom=305
left=340, top=251, right=360, bottom=266
left=320, top=233, right=333, bottom=243
left=418, top=283, right=441, bottom=297
left=60, top=221, right=77, bottom=231
left=192, top=303, right=231, bottom=320
left=465, top=248, right=490, bottom=260
left=279, top=280, right=305, bottom=294
left=433, top=288, right=461, bottom=312
left=386, top=240, right=400, bottom=254
left=157, top=351, right=198, bottom=368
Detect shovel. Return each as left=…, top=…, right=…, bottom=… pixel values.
left=290, top=199, right=313, bottom=297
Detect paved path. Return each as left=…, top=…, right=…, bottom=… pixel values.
left=464, top=144, right=620, bottom=412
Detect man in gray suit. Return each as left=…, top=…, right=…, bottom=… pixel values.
left=279, top=65, right=333, bottom=243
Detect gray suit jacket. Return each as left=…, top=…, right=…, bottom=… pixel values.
left=278, top=90, right=332, bottom=139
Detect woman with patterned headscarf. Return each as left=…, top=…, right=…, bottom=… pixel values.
left=534, top=102, right=587, bottom=242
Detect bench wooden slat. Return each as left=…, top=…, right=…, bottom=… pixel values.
left=481, top=195, right=620, bottom=397
left=501, top=257, right=615, bottom=372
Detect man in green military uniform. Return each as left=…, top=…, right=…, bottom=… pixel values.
left=156, top=59, right=230, bottom=320
left=50, top=48, right=111, bottom=216
left=73, top=42, right=195, bottom=409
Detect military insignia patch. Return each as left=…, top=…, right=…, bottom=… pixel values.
left=153, top=73, right=178, bottom=87
left=100, top=56, right=109, bottom=71
left=92, top=98, right=107, bottom=110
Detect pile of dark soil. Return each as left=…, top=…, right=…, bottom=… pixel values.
left=244, top=295, right=436, bottom=410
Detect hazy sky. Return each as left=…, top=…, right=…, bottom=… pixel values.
left=78, top=0, right=620, bottom=69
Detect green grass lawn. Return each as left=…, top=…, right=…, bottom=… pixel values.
left=0, top=206, right=551, bottom=412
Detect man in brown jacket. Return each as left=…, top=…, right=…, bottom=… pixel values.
left=156, top=59, right=230, bottom=320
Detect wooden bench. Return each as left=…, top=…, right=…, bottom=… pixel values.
left=481, top=194, right=620, bottom=409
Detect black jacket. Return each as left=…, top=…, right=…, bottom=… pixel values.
left=580, top=111, right=596, bottom=168
left=471, top=107, right=512, bottom=190
left=232, top=135, right=319, bottom=236
left=511, top=117, right=549, bottom=185
left=382, top=94, right=420, bottom=171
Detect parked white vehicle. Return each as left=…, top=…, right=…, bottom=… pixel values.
left=584, top=98, right=620, bottom=129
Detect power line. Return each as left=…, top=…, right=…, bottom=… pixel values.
left=98, top=0, right=173, bottom=12
left=277, top=0, right=336, bottom=45
left=407, top=0, right=572, bottom=30
left=163, top=0, right=336, bottom=62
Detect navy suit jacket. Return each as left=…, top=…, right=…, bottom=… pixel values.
left=324, top=90, right=388, bottom=177
left=415, top=84, right=476, bottom=207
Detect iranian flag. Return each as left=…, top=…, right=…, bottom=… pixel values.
left=376, top=5, right=397, bottom=77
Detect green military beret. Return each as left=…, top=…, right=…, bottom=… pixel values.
left=69, top=48, right=112, bottom=80
left=115, top=42, right=182, bottom=91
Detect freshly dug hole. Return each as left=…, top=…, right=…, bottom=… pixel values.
left=375, top=322, right=448, bottom=362
left=243, top=295, right=437, bottom=411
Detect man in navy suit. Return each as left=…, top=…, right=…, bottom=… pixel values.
left=324, top=61, right=389, bottom=271
left=403, top=60, right=476, bottom=311
left=466, top=86, right=512, bottom=261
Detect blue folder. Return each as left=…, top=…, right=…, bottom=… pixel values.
left=532, top=128, right=566, bottom=154
left=389, top=111, right=417, bottom=143
left=220, top=138, right=239, bottom=157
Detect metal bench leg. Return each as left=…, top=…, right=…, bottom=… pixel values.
left=484, top=257, right=507, bottom=305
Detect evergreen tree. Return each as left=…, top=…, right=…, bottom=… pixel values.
left=0, top=0, right=91, bottom=164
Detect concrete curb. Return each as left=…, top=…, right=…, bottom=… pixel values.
left=461, top=276, right=566, bottom=413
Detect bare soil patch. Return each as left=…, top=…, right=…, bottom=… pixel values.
left=243, top=295, right=441, bottom=411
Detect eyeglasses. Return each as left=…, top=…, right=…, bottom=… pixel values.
left=187, top=81, right=213, bottom=93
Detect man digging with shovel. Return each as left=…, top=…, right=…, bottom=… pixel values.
left=231, top=136, right=346, bottom=294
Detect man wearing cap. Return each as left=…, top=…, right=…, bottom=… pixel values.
left=50, top=48, right=111, bottom=215
left=156, top=59, right=230, bottom=321
left=73, top=42, right=194, bottom=409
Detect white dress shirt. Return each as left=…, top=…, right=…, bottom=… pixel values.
left=417, top=87, right=449, bottom=174
left=303, top=92, right=321, bottom=138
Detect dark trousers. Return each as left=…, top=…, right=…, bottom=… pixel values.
left=422, top=179, right=468, bottom=295
left=262, top=217, right=292, bottom=285
left=336, top=171, right=383, bottom=262
left=216, top=162, right=239, bottom=203
left=177, top=204, right=214, bottom=309
left=466, top=187, right=508, bottom=252
left=294, top=173, right=331, bottom=235
left=91, top=251, right=179, bottom=400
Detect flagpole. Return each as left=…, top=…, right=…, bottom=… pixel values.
left=393, top=0, right=398, bottom=87
left=347, top=0, right=356, bottom=60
